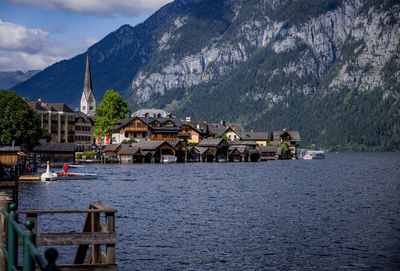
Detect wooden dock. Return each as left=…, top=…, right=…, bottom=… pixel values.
left=1, top=201, right=118, bottom=270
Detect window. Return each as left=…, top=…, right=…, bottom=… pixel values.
left=142, top=132, right=146, bottom=138
left=89, top=106, right=93, bottom=110
left=82, top=106, right=86, bottom=111
left=133, top=133, right=137, bottom=138
left=125, top=132, right=128, bottom=138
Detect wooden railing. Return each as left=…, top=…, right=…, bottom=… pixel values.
left=3, top=202, right=118, bottom=271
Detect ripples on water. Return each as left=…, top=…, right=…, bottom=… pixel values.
left=18, top=153, right=400, bottom=270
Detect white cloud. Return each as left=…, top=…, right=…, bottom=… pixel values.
left=0, top=20, right=83, bottom=71
left=0, top=19, right=49, bottom=54
left=10, top=0, right=173, bottom=16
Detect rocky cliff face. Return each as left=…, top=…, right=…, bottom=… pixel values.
left=129, top=0, right=399, bottom=106
left=13, top=0, right=400, bottom=150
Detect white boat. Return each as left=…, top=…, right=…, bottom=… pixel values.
left=303, top=150, right=325, bottom=160
left=162, top=155, right=177, bottom=163
left=40, top=161, right=57, bottom=181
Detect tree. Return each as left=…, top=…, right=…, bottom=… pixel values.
left=0, top=90, right=44, bottom=150
left=278, top=142, right=292, bottom=159
left=94, top=90, right=130, bottom=137
left=121, top=138, right=137, bottom=144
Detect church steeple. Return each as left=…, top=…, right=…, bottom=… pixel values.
left=80, top=49, right=96, bottom=117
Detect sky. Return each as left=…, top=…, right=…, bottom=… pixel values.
left=0, top=0, right=173, bottom=72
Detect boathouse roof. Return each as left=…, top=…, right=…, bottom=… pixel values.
left=194, top=147, right=212, bottom=155
left=133, top=140, right=175, bottom=151
left=118, top=145, right=143, bottom=155
left=198, top=138, right=228, bottom=147
left=102, top=144, right=122, bottom=152
left=0, top=146, right=22, bottom=152
left=32, top=142, right=75, bottom=152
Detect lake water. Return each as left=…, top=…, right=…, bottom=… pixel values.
left=18, top=152, right=400, bottom=270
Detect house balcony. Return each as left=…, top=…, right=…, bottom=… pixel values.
left=178, top=132, right=191, bottom=138
left=123, top=127, right=148, bottom=132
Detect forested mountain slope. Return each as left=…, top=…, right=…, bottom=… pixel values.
left=13, top=0, right=400, bottom=150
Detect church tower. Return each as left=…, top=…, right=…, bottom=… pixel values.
left=80, top=50, right=96, bottom=117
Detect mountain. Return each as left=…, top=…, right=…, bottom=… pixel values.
left=0, top=70, right=40, bottom=89
left=13, top=0, right=400, bottom=151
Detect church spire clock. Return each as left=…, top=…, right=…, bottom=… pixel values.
left=80, top=49, right=96, bottom=117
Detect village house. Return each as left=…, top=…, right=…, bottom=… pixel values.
left=271, top=130, right=301, bottom=155
left=224, top=127, right=241, bottom=141
left=112, top=115, right=182, bottom=144
left=179, top=121, right=205, bottom=144
left=75, top=112, right=94, bottom=151
left=27, top=99, right=76, bottom=144
left=241, top=131, right=270, bottom=146
left=207, top=123, right=229, bottom=138
left=112, top=117, right=150, bottom=143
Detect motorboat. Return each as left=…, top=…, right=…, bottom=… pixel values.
left=162, top=155, right=177, bottom=163
left=303, top=150, right=325, bottom=160
left=40, top=161, right=57, bottom=181
left=55, top=172, right=98, bottom=180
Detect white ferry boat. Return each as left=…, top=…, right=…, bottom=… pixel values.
left=303, top=150, right=325, bottom=160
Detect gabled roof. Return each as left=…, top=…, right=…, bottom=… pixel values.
left=118, top=145, right=143, bottom=155
left=75, top=111, right=94, bottom=124
left=141, top=117, right=181, bottom=127
left=188, top=147, right=200, bottom=154
left=133, top=140, right=174, bottom=151
left=0, top=146, right=22, bottom=152
left=181, top=121, right=203, bottom=134
left=27, top=100, right=74, bottom=113
left=102, top=144, right=122, bottom=152
left=165, top=140, right=187, bottom=150
left=229, top=141, right=258, bottom=146
left=194, top=146, right=208, bottom=155
left=228, top=148, right=241, bottom=155
left=32, top=142, right=75, bottom=152
left=208, top=125, right=229, bottom=136
left=47, top=103, right=75, bottom=113
left=226, top=123, right=245, bottom=133
left=184, top=121, right=208, bottom=134
left=113, top=116, right=182, bottom=131
left=260, top=145, right=279, bottom=152
left=272, top=130, right=301, bottom=142
left=198, top=138, right=228, bottom=147
left=241, top=132, right=270, bottom=141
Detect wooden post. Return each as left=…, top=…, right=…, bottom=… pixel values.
left=91, top=212, right=100, bottom=263
left=105, top=212, right=115, bottom=264
left=0, top=192, right=12, bottom=270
